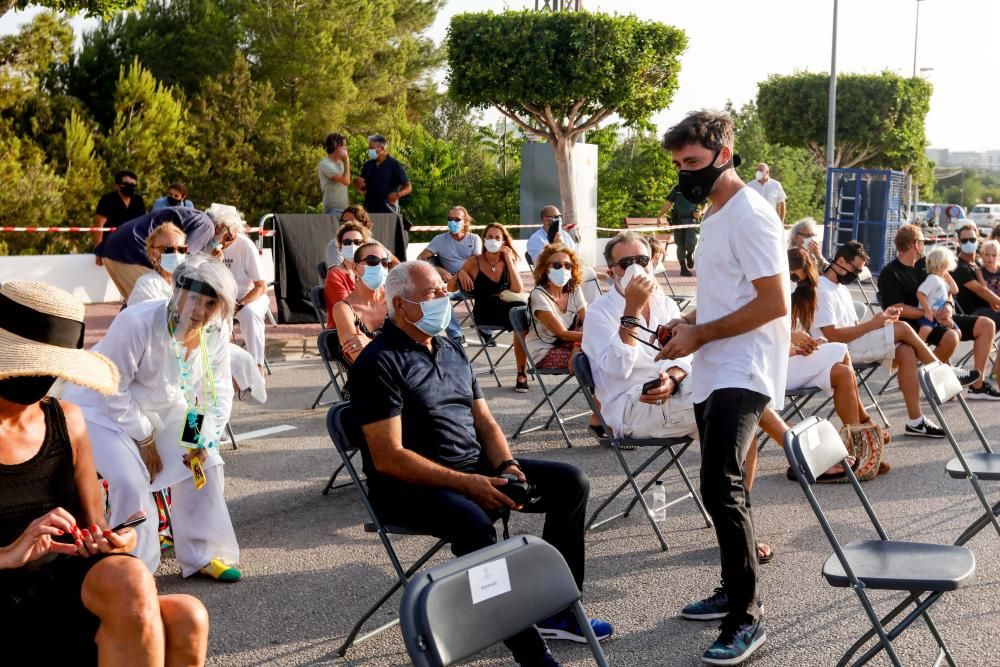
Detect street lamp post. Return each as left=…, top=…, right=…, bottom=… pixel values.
left=827, top=0, right=838, bottom=170
left=912, top=0, right=927, bottom=78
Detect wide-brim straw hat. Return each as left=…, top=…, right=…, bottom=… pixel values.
left=0, top=281, right=119, bottom=395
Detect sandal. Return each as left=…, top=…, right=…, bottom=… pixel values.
left=757, top=542, right=774, bottom=565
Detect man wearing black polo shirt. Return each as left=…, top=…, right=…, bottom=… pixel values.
left=353, top=134, right=412, bottom=214
left=93, top=170, right=146, bottom=258
left=350, top=261, right=612, bottom=666
left=879, top=224, right=1000, bottom=400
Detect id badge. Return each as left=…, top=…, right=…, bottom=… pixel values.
left=190, top=456, right=207, bottom=490
left=179, top=408, right=205, bottom=449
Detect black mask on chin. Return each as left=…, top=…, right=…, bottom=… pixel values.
left=0, top=376, right=57, bottom=405
left=677, top=150, right=742, bottom=204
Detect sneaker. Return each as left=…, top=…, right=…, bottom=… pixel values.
left=516, top=650, right=561, bottom=667
left=952, top=367, right=981, bottom=387
left=515, top=373, right=529, bottom=393
left=682, top=587, right=729, bottom=621
left=199, top=558, right=242, bottom=582
left=702, top=620, right=767, bottom=665
left=904, top=418, right=945, bottom=439
left=680, top=267, right=692, bottom=277
left=966, top=381, right=1000, bottom=401
left=537, top=612, right=613, bottom=643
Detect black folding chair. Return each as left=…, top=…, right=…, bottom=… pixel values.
left=317, top=260, right=328, bottom=282
left=310, top=285, right=327, bottom=330
left=461, top=291, right=516, bottom=388
left=657, top=268, right=694, bottom=311
left=508, top=306, right=588, bottom=448
left=326, top=402, right=450, bottom=656
left=400, top=535, right=609, bottom=667
left=919, top=362, right=1000, bottom=546
left=573, top=352, right=711, bottom=551
left=856, top=271, right=881, bottom=316
left=785, top=417, right=975, bottom=667
left=311, top=329, right=348, bottom=410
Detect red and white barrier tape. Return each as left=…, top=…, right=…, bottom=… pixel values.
left=0, top=226, right=275, bottom=236
left=0, top=224, right=695, bottom=235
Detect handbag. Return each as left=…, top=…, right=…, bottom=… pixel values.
left=499, top=289, right=528, bottom=304
left=838, top=422, right=886, bottom=482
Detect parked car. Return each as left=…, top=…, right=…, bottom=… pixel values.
left=970, top=204, right=1000, bottom=232
left=912, top=201, right=935, bottom=224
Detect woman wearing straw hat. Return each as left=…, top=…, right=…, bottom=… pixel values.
left=0, top=281, right=209, bottom=664
left=64, top=255, right=242, bottom=582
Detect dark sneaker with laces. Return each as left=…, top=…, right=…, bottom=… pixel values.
left=515, top=374, right=529, bottom=393
left=702, top=620, right=767, bottom=665
left=682, top=587, right=728, bottom=620
left=951, top=367, right=980, bottom=387
left=537, top=613, right=613, bottom=643
left=967, top=381, right=1000, bottom=401
left=904, top=418, right=945, bottom=439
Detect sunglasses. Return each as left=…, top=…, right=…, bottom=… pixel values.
left=342, top=238, right=365, bottom=246
left=615, top=255, right=650, bottom=270
left=834, top=261, right=863, bottom=276
left=790, top=274, right=801, bottom=283
left=959, top=238, right=978, bottom=244
left=797, top=232, right=816, bottom=239
left=360, top=255, right=391, bottom=267
left=549, top=261, right=574, bottom=270
left=447, top=217, right=464, bottom=223
left=156, top=245, right=188, bottom=254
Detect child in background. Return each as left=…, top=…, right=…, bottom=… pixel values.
left=917, top=246, right=959, bottom=341
left=980, top=239, right=1000, bottom=298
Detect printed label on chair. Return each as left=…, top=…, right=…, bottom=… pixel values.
left=468, top=558, right=511, bottom=604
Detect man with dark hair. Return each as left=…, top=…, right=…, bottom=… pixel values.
left=879, top=224, right=999, bottom=400
left=951, top=222, right=1000, bottom=328
left=319, top=133, right=350, bottom=216
left=93, top=169, right=146, bottom=253
left=151, top=182, right=194, bottom=211
left=354, top=133, right=411, bottom=214
left=655, top=110, right=789, bottom=665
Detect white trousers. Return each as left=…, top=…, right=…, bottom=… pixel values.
left=237, top=295, right=269, bottom=366
left=620, top=390, right=699, bottom=440
left=88, top=421, right=240, bottom=577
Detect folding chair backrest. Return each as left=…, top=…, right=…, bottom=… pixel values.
left=918, top=361, right=964, bottom=405
left=784, top=417, right=850, bottom=485
left=317, top=329, right=342, bottom=365
left=400, top=535, right=590, bottom=667
left=853, top=301, right=869, bottom=322
left=572, top=351, right=595, bottom=391
left=317, top=261, right=328, bottom=282
left=311, top=285, right=327, bottom=327
left=326, top=402, right=364, bottom=469
left=525, top=253, right=534, bottom=270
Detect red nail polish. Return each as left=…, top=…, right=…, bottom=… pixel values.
left=103, top=530, right=112, bottom=538
left=75, top=539, right=82, bottom=547
left=57, top=530, right=64, bottom=535
left=81, top=529, right=89, bottom=538
left=90, top=524, right=98, bottom=533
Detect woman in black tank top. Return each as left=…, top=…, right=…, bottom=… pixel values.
left=0, top=280, right=209, bottom=665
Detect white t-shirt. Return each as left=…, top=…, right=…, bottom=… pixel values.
left=812, top=275, right=858, bottom=338
left=525, top=286, right=587, bottom=362
left=318, top=157, right=349, bottom=211
left=918, top=274, right=951, bottom=313
left=128, top=271, right=173, bottom=307
left=692, top=187, right=790, bottom=407
left=223, top=234, right=265, bottom=298
left=747, top=178, right=787, bottom=209
left=526, top=227, right=577, bottom=265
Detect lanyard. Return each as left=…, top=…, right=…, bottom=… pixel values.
left=168, top=324, right=223, bottom=450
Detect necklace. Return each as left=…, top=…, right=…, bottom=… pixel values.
left=167, top=324, right=225, bottom=451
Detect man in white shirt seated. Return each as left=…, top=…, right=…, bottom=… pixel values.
left=746, top=163, right=786, bottom=223
left=582, top=231, right=696, bottom=441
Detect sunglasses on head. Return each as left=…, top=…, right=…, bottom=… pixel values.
left=615, top=255, right=650, bottom=270
left=549, top=261, right=573, bottom=270
left=157, top=245, right=188, bottom=254
left=360, top=255, right=390, bottom=267
left=342, top=238, right=365, bottom=246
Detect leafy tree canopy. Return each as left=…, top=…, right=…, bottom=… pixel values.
left=2, top=0, right=140, bottom=19
left=757, top=71, right=932, bottom=170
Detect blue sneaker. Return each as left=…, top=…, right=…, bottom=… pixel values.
left=537, top=612, right=613, bottom=643
left=702, top=620, right=767, bottom=665
left=682, top=587, right=728, bottom=621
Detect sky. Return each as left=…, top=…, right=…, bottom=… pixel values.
left=3, top=0, right=998, bottom=151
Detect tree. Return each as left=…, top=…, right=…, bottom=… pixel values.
left=756, top=71, right=932, bottom=171
left=1, top=0, right=139, bottom=20
left=447, top=10, right=686, bottom=230
left=62, top=109, right=105, bottom=230
left=589, top=125, right=677, bottom=229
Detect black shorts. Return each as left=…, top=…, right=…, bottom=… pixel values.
left=924, top=314, right=978, bottom=346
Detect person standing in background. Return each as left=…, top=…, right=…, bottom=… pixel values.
left=659, top=184, right=703, bottom=277
left=93, top=170, right=146, bottom=262
left=151, top=183, right=195, bottom=212
left=319, top=133, right=351, bottom=217
left=354, top=134, right=411, bottom=214
left=747, top=163, right=787, bottom=223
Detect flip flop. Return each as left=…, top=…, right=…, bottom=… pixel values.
left=757, top=542, right=774, bottom=565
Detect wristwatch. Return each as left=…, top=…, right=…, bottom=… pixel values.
left=494, top=459, right=521, bottom=475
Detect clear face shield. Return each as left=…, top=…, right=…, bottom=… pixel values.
left=168, top=276, right=223, bottom=340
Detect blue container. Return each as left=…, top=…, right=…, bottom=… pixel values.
left=823, top=168, right=905, bottom=275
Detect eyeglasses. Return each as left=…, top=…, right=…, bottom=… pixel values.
left=341, top=238, right=365, bottom=246
left=615, top=255, right=651, bottom=270
left=360, top=255, right=391, bottom=267
left=797, top=232, right=816, bottom=239
left=549, top=261, right=574, bottom=270
left=155, top=245, right=188, bottom=254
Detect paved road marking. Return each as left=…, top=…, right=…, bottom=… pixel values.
left=233, top=424, right=297, bottom=441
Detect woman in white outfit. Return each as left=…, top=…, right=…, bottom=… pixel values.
left=63, top=256, right=242, bottom=582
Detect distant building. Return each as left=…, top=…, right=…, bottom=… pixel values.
left=927, top=148, right=1000, bottom=172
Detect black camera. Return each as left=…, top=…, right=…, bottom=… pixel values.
left=498, top=473, right=539, bottom=505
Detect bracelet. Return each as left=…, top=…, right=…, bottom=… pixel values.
left=494, top=458, right=521, bottom=475
left=134, top=434, right=155, bottom=449
left=681, top=314, right=694, bottom=325
left=620, top=315, right=642, bottom=329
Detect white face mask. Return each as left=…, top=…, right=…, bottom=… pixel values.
left=755, top=170, right=766, bottom=181
left=484, top=239, right=503, bottom=253
left=158, top=252, right=184, bottom=273
left=341, top=242, right=358, bottom=262
left=618, top=263, right=645, bottom=290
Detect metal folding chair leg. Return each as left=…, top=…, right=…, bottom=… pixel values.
left=322, top=448, right=362, bottom=495
left=225, top=422, right=238, bottom=450
left=512, top=373, right=582, bottom=448
left=468, top=328, right=514, bottom=387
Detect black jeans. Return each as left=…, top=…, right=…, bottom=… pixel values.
left=694, top=387, right=770, bottom=629
left=674, top=225, right=698, bottom=268
left=371, top=458, right=590, bottom=663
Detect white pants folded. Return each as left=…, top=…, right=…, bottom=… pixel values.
left=620, top=389, right=699, bottom=440
left=237, top=295, right=269, bottom=366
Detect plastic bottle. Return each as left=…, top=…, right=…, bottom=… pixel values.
left=646, top=480, right=666, bottom=521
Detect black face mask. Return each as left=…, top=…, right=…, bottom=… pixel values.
left=167, top=196, right=183, bottom=206
left=546, top=217, right=562, bottom=244
left=0, top=376, right=57, bottom=405
left=831, top=262, right=860, bottom=285
left=677, top=151, right=741, bottom=204
left=119, top=183, right=137, bottom=197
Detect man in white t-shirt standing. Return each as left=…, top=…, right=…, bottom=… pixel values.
left=746, top=163, right=786, bottom=223
left=213, top=205, right=269, bottom=372
left=656, top=111, right=789, bottom=666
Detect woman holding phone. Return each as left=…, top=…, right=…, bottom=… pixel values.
left=0, top=281, right=208, bottom=664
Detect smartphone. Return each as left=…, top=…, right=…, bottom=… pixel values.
left=655, top=324, right=673, bottom=346
left=642, top=377, right=665, bottom=395
left=111, top=515, right=147, bottom=533
left=180, top=409, right=205, bottom=448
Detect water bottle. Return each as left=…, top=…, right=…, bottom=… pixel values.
left=646, top=480, right=666, bottom=521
